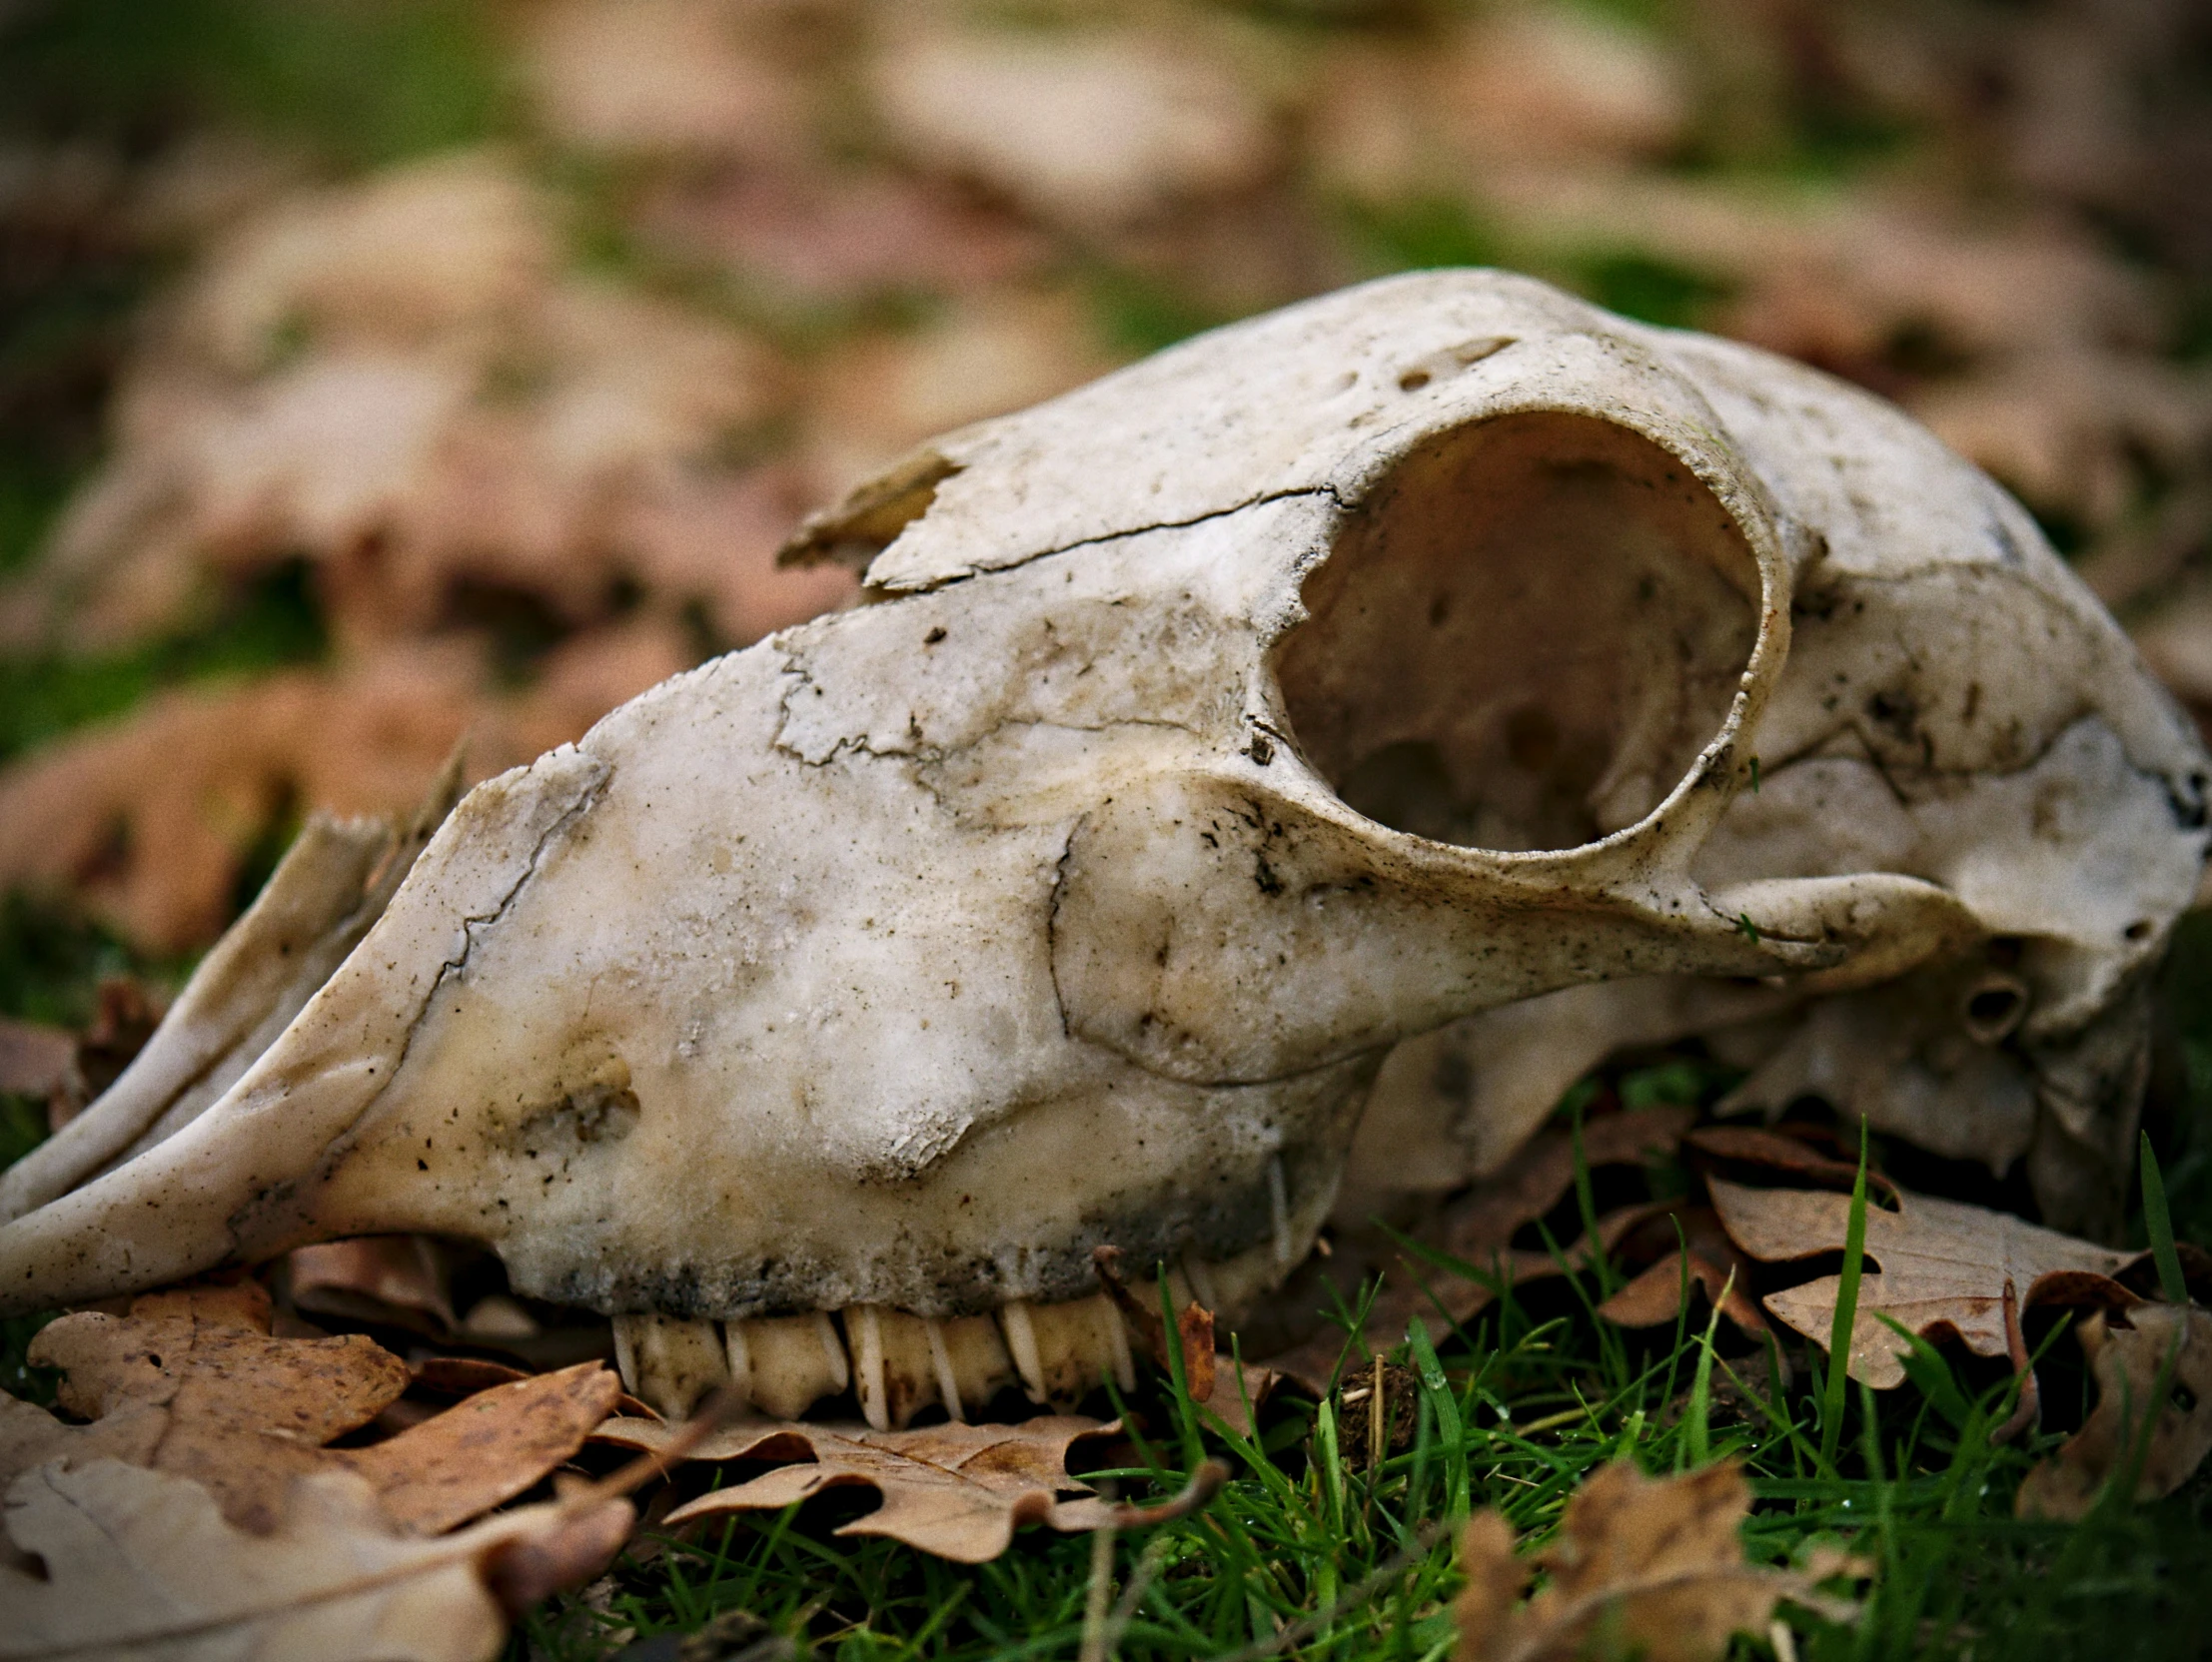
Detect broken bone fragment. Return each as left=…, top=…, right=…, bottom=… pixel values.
left=0, top=270, right=2201, bottom=1365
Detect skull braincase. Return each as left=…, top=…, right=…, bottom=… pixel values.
left=0, top=270, right=2201, bottom=1333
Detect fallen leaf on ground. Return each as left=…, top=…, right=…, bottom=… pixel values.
left=1908, top=352, right=2212, bottom=531
left=10, top=1279, right=617, bottom=1534
left=0, top=631, right=687, bottom=955
left=636, top=166, right=1047, bottom=303
left=1682, top=1124, right=1899, bottom=1201
left=2016, top=1304, right=2212, bottom=1520
left=593, top=1413, right=1125, bottom=1563
left=1454, top=1460, right=1861, bottom=1662
left=1092, top=1242, right=1220, bottom=1403
left=866, top=27, right=1275, bottom=233
left=1708, top=1179, right=2149, bottom=1387
left=522, top=0, right=809, bottom=165
left=335, top=1363, right=620, bottom=1536
left=0, top=1019, right=76, bottom=1102
left=1200, top=1355, right=1280, bottom=1441
left=1594, top=1207, right=1769, bottom=1342
left=0, top=1456, right=629, bottom=1661
left=0, top=978, right=166, bottom=1132
left=19, top=1280, right=408, bottom=1531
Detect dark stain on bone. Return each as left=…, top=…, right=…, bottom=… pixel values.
left=508, top=1055, right=640, bottom=1153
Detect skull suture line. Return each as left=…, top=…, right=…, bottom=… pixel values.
left=1, top=271, right=2202, bottom=1426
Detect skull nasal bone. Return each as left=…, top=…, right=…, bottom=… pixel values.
left=1273, top=410, right=1761, bottom=854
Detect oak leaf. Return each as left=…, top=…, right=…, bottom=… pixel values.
left=21, top=1280, right=409, bottom=1531
left=2016, top=1304, right=2212, bottom=1520
left=1593, top=1207, right=1767, bottom=1341
left=1454, top=1461, right=1860, bottom=1662
left=0, top=1456, right=629, bottom=1661
left=1708, top=1179, right=2150, bottom=1387
left=593, top=1413, right=1125, bottom=1563
left=9, top=1280, right=618, bottom=1535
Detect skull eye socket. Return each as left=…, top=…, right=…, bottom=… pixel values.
left=1960, top=974, right=2031, bottom=1044
left=1273, top=411, right=1762, bottom=853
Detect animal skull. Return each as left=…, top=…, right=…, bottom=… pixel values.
left=1, top=271, right=2201, bottom=1425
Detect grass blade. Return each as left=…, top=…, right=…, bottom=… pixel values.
left=1819, top=1120, right=1872, bottom=1474
left=2140, top=1130, right=2189, bottom=1305
left=1682, top=1266, right=1732, bottom=1469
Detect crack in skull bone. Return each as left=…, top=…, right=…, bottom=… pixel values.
left=0, top=271, right=2202, bottom=1373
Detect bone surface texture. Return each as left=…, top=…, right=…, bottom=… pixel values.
left=0, top=271, right=2200, bottom=1355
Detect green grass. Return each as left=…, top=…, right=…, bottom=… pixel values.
left=507, top=1241, right=2211, bottom=1661
left=504, top=1005, right=2212, bottom=1662
left=0, top=0, right=508, bottom=168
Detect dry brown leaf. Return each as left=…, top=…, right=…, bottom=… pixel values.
left=1454, top=1461, right=1861, bottom=1662
left=336, top=1363, right=620, bottom=1536
left=0, top=979, right=164, bottom=1133
left=11, top=1280, right=617, bottom=1536
left=2123, top=567, right=2212, bottom=726
left=636, top=168, right=1046, bottom=303
left=593, top=1413, right=1124, bottom=1563
left=1708, top=1179, right=2144, bottom=1388
left=1594, top=1207, right=1768, bottom=1341
left=1908, top=353, right=2212, bottom=530
left=7, top=149, right=818, bottom=667
left=1681, top=1124, right=1898, bottom=1201
left=0, top=1456, right=628, bottom=1661
left=1201, top=1357, right=1280, bottom=1441
left=523, top=0, right=810, bottom=165
left=2016, top=1304, right=2212, bottom=1520
left=286, top=1237, right=564, bottom=1352
left=0, top=1019, right=77, bottom=1103
left=866, top=28, right=1275, bottom=233
left=1429, top=9, right=1690, bottom=173
left=803, top=291, right=1121, bottom=496
left=21, top=1280, right=410, bottom=1531
left=0, top=631, right=688, bottom=954
left=180, top=151, right=552, bottom=371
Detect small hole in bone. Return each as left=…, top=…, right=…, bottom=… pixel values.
left=2125, top=919, right=2152, bottom=941
left=1398, top=369, right=1433, bottom=393
left=1273, top=412, right=1759, bottom=852
left=1961, top=974, right=2031, bottom=1044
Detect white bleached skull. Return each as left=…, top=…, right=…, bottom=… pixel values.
left=1, top=271, right=2202, bottom=1425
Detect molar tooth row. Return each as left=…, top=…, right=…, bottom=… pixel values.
left=612, top=1290, right=1138, bottom=1427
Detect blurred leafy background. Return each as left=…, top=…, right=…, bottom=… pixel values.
left=4, top=3, right=2212, bottom=1656
left=3, top=0, right=2209, bottom=963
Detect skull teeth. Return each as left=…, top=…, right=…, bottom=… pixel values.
left=611, top=1310, right=732, bottom=1419
left=612, top=1287, right=1137, bottom=1426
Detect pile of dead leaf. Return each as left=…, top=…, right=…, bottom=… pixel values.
left=0, top=1281, right=633, bottom=1659
left=1291, top=1107, right=2212, bottom=1521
